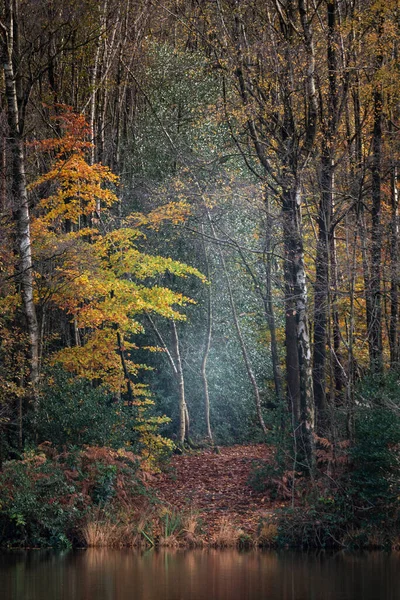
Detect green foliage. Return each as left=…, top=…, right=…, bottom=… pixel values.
left=31, top=368, right=136, bottom=449
left=247, top=408, right=292, bottom=496
left=349, top=406, right=400, bottom=525
left=0, top=454, right=83, bottom=548
left=248, top=461, right=279, bottom=494
left=161, top=508, right=182, bottom=538
left=91, top=464, right=118, bottom=506
left=27, top=367, right=174, bottom=470
left=348, top=374, right=400, bottom=526
left=275, top=500, right=349, bottom=549
left=274, top=375, right=400, bottom=549
left=0, top=445, right=141, bottom=548
left=126, top=42, right=224, bottom=183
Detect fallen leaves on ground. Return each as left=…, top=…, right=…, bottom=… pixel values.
left=150, top=444, right=285, bottom=540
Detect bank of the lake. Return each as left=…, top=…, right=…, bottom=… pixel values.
left=1, top=443, right=400, bottom=552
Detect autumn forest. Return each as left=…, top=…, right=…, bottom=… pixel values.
left=0, top=0, right=400, bottom=550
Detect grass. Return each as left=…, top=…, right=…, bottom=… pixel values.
left=181, top=511, right=204, bottom=547
left=257, top=521, right=278, bottom=547
left=81, top=506, right=205, bottom=548
left=82, top=507, right=279, bottom=549
left=82, top=519, right=118, bottom=547
left=212, top=518, right=244, bottom=548
left=82, top=507, right=144, bottom=548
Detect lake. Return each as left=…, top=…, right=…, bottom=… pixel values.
left=1, top=548, right=399, bottom=600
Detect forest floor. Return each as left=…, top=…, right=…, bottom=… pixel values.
left=150, top=444, right=284, bottom=541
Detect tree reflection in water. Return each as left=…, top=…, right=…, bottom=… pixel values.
left=0, top=549, right=399, bottom=600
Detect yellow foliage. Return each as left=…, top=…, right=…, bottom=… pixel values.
left=25, top=107, right=203, bottom=465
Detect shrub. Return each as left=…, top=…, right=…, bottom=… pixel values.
left=30, top=367, right=175, bottom=468
left=349, top=407, right=400, bottom=526
left=274, top=391, right=400, bottom=549
left=30, top=368, right=136, bottom=449
left=0, top=445, right=142, bottom=547
left=0, top=452, right=83, bottom=547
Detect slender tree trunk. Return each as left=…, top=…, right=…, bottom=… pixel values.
left=282, top=194, right=301, bottom=426
left=313, top=1, right=340, bottom=430
left=116, top=330, right=134, bottom=405
left=345, top=211, right=358, bottom=439
left=0, top=125, right=6, bottom=212
left=171, top=320, right=188, bottom=444
left=223, top=193, right=284, bottom=408
left=389, top=160, right=399, bottom=367
left=313, top=152, right=331, bottom=429
left=369, top=85, right=383, bottom=374
left=200, top=224, right=213, bottom=442
left=87, top=0, right=111, bottom=166
left=1, top=2, right=39, bottom=407
left=263, top=189, right=284, bottom=405
left=146, top=314, right=188, bottom=445
left=330, top=229, right=345, bottom=396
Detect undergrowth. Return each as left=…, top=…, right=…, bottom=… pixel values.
left=0, top=444, right=145, bottom=548
left=248, top=403, right=400, bottom=550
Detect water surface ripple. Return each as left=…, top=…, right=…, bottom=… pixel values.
left=1, top=548, right=399, bottom=600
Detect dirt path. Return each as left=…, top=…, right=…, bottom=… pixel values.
left=151, top=444, right=277, bottom=538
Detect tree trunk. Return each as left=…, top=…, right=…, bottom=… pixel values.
left=369, top=85, right=383, bottom=374
left=313, top=1, right=340, bottom=431
left=282, top=182, right=315, bottom=471
left=146, top=314, right=189, bottom=445
left=171, top=320, right=188, bottom=445
left=1, top=1, right=40, bottom=407
left=313, top=152, right=331, bottom=430
left=200, top=224, right=213, bottom=442
left=389, top=160, right=399, bottom=367
left=263, top=189, right=284, bottom=406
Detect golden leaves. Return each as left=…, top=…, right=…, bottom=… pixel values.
left=29, top=108, right=204, bottom=394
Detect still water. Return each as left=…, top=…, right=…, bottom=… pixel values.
left=1, top=549, right=400, bottom=600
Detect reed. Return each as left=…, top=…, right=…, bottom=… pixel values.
left=212, top=518, right=243, bottom=548
left=82, top=518, right=118, bottom=547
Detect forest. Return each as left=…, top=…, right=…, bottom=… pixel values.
left=0, top=0, right=399, bottom=550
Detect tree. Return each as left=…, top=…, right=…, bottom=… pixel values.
left=0, top=0, right=39, bottom=407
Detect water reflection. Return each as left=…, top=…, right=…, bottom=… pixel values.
left=1, top=548, right=400, bottom=600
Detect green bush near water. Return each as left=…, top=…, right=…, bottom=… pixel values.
left=250, top=374, right=400, bottom=549
left=277, top=403, right=400, bottom=548
left=0, top=446, right=142, bottom=548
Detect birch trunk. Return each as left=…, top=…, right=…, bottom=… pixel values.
left=200, top=224, right=213, bottom=442
left=282, top=183, right=315, bottom=471
left=389, top=161, right=399, bottom=367
left=171, top=320, right=188, bottom=444
left=146, top=314, right=188, bottom=445
left=1, top=1, right=39, bottom=406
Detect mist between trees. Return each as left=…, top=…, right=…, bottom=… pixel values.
left=0, top=0, right=400, bottom=549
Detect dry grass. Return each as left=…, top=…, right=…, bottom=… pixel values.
left=391, top=536, right=400, bottom=550
left=159, top=533, right=180, bottom=547
left=82, top=507, right=259, bottom=549
left=258, top=521, right=278, bottom=547
left=341, top=527, right=392, bottom=550
left=158, top=508, right=183, bottom=547
left=82, top=519, right=118, bottom=547
left=81, top=508, right=145, bottom=548
left=181, top=511, right=204, bottom=547
left=212, top=518, right=243, bottom=548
